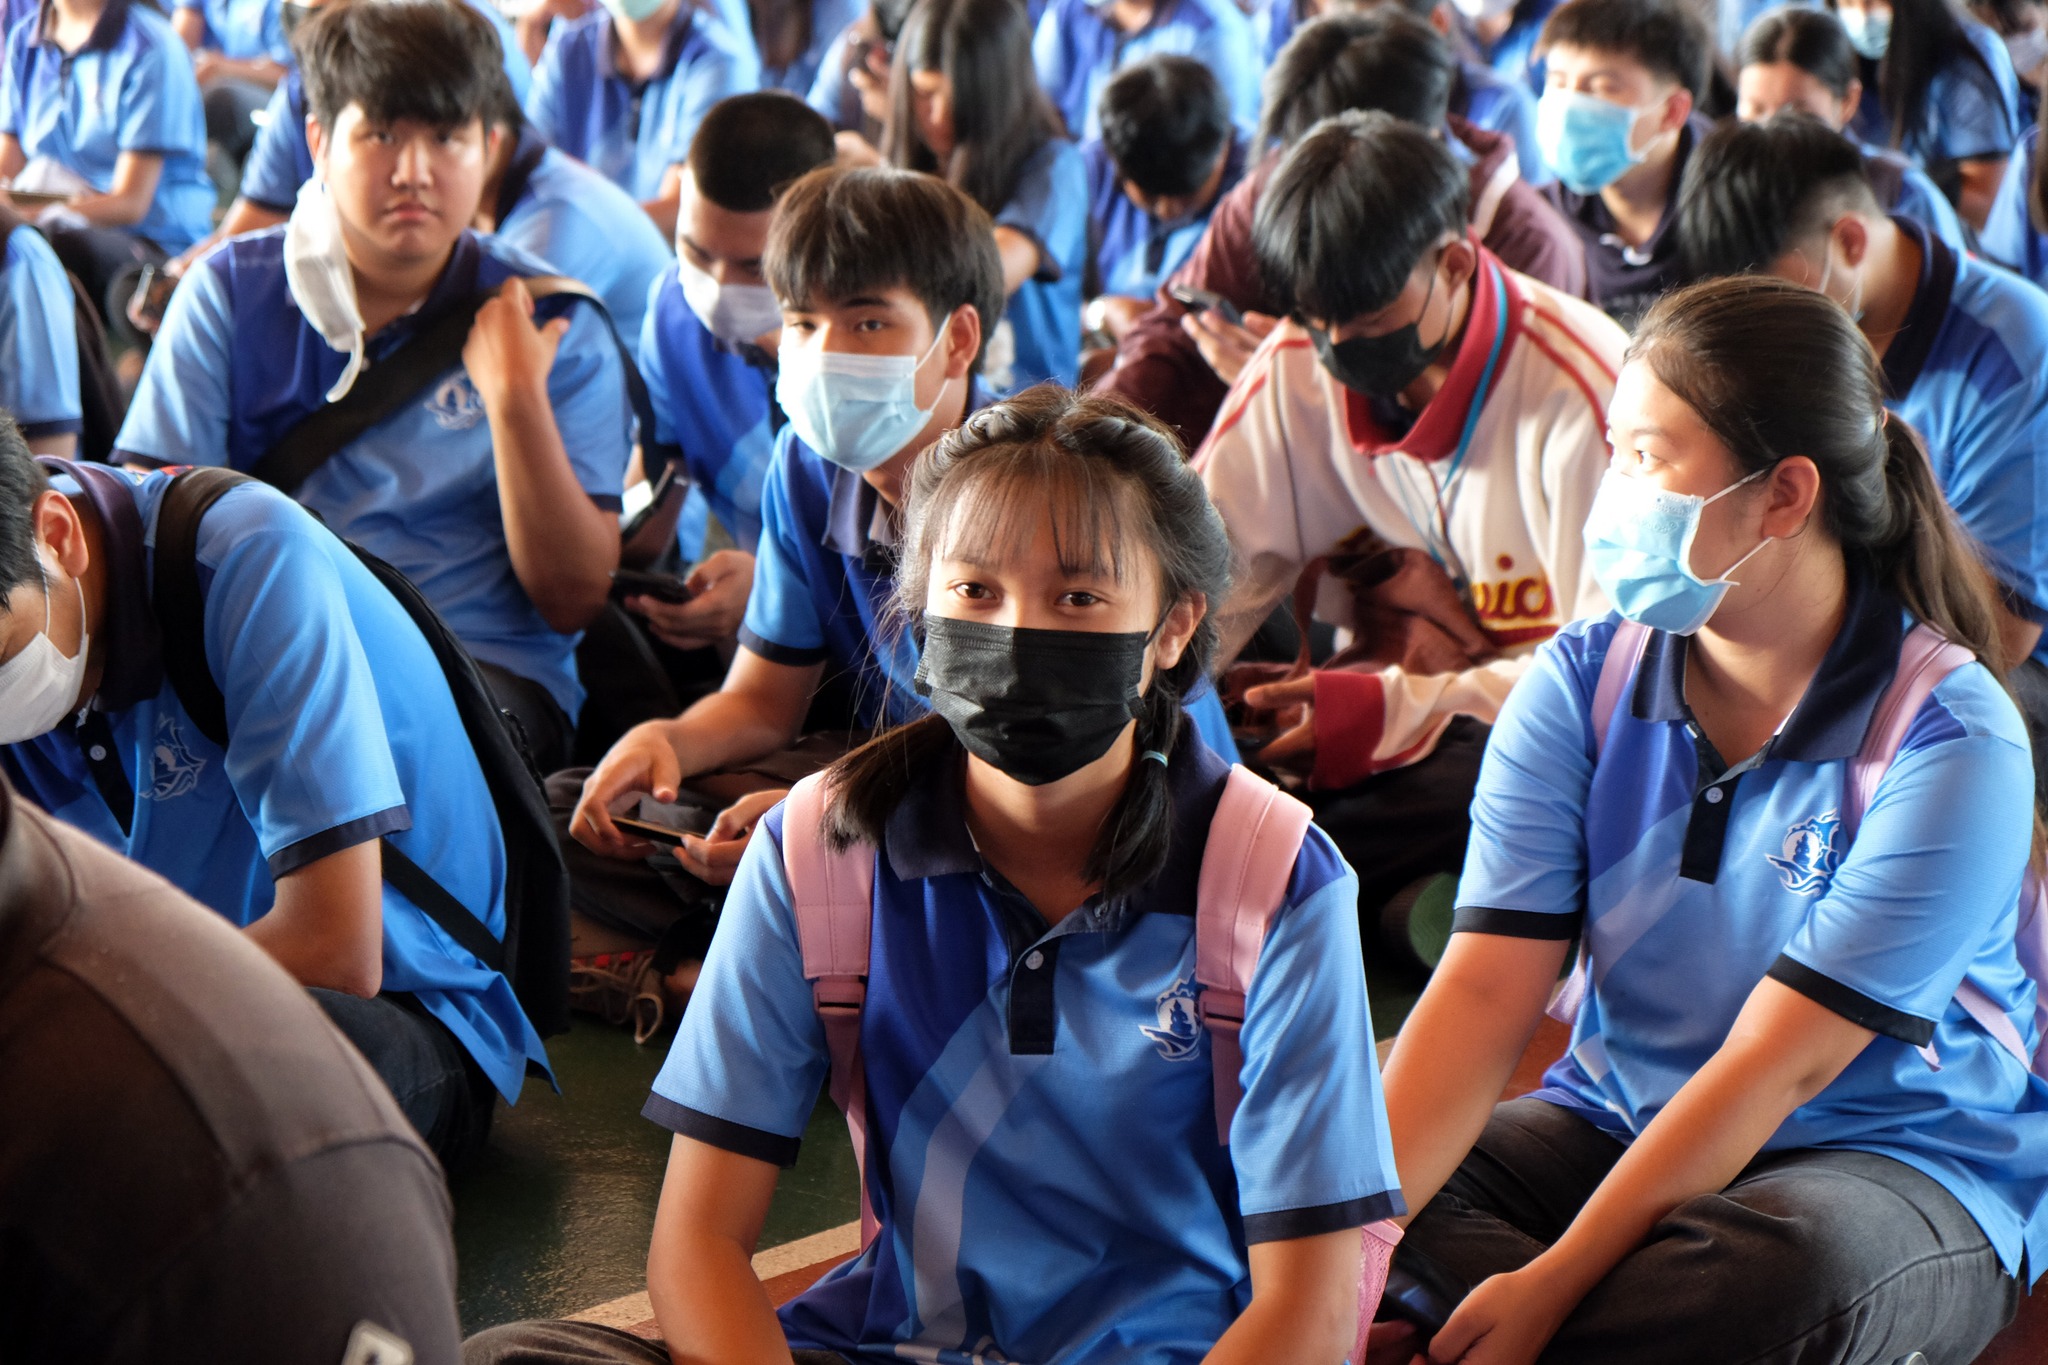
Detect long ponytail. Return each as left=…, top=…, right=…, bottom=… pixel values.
left=1867, top=418, right=2014, bottom=674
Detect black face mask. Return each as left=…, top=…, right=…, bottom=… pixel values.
left=915, top=616, right=1150, bottom=786
left=1306, top=263, right=1449, bottom=400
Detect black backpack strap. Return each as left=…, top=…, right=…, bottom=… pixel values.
left=382, top=838, right=504, bottom=974
left=151, top=466, right=252, bottom=748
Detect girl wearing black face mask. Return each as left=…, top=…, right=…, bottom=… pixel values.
left=468, top=386, right=1405, bottom=1365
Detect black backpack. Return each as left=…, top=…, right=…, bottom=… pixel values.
left=150, top=466, right=572, bottom=1042
left=0, top=207, right=127, bottom=463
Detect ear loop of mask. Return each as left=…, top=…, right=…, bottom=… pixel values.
left=1697, top=464, right=1779, bottom=584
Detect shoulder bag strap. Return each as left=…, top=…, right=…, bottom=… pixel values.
left=151, top=466, right=256, bottom=748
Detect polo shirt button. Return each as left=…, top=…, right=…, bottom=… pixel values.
left=1704, top=787, right=1725, bottom=804
left=88, top=745, right=107, bottom=761
left=1025, top=950, right=1045, bottom=971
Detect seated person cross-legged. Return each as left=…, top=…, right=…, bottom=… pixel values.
left=1378, top=276, right=2048, bottom=1365
left=469, top=386, right=1404, bottom=1365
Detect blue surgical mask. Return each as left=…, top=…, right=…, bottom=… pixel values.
left=1536, top=88, right=1649, bottom=196
left=776, top=325, right=947, bottom=473
left=1841, top=8, right=1891, bottom=59
left=1584, top=466, right=1776, bottom=635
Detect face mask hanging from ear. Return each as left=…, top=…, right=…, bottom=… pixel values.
left=0, top=550, right=90, bottom=745
left=284, top=178, right=367, bottom=402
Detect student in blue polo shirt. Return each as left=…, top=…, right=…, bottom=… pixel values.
left=752, top=0, right=863, bottom=91
left=1983, top=109, right=2048, bottom=284
left=171, top=0, right=290, bottom=170
left=0, top=0, right=215, bottom=328
left=115, top=0, right=632, bottom=772
left=470, top=383, right=1401, bottom=1365
left=0, top=439, right=549, bottom=1167
left=1454, top=0, right=1562, bottom=92
left=1379, top=274, right=2044, bottom=1364
left=523, top=0, right=760, bottom=239
left=1681, top=113, right=2048, bottom=791
left=1033, top=0, right=1258, bottom=143
left=0, top=215, right=80, bottom=457
left=1736, top=5, right=1969, bottom=256
left=881, top=0, right=1085, bottom=391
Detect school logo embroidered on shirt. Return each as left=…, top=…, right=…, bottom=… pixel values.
left=1767, top=810, right=1843, bottom=897
left=149, top=716, right=207, bottom=800
left=426, top=374, right=486, bottom=430
left=1141, top=973, right=1205, bottom=1062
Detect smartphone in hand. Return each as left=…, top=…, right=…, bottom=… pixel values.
left=1168, top=284, right=1245, bottom=328
left=609, top=567, right=697, bottom=605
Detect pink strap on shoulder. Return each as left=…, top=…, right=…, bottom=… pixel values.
left=1844, top=624, right=1975, bottom=834
left=1195, top=764, right=1314, bottom=1145
left=782, top=773, right=881, bottom=1248
left=1590, top=619, right=1651, bottom=758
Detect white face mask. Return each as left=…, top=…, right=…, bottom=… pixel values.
left=0, top=551, right=89, bottom=746
left=284, top=177, right=367, bottom=403
left=775, top=324, right=948, bottom=473
left=677, top=252, right=784, bottom=350
left=2009, top=26, right=2048, bottom=80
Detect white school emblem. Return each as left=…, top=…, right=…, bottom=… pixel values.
left=1767, top=810, right=1843, bottom=897
left=425, top=373, right=486, bottom=430
left=1141, top=973, right=1205, bottom=1061
left=148, top=715, right=207, bottom=800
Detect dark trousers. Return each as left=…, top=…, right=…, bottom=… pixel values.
left=42, top=222, right=163, bottom=344
left=310, top=989, right=496, bottom=1171
left=465, top=1319, right=847, bottom=1364
left=479, top=660, right=574, bottom=776
left=1308, top=716, right=1490, bottom=918
left=201, top=77, right=269, bottom=167
left=1400, top=1098, right=2018, bottom=1365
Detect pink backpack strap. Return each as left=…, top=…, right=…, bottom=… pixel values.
left=1844, top=624, right=1976, bottom=832
left=1195, top=764, right=1314, bottom=1145
left=781, top=773, right=881, bottom=1248
left=1353, top=1219, right=1405, bottom=1365
left=1590, top=619, right=1651, bottom=758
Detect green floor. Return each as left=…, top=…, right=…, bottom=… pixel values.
left=452, top=955, right=1427, bottom=1335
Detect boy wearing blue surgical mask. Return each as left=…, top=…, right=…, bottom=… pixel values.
left=1534, top=0, right=1714, bottom=327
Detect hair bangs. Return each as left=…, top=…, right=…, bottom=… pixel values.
left=923, top=441, right=1139, bottom=591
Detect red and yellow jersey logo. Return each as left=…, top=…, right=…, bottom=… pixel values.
left=1472, top=554, right=1559, bottom=648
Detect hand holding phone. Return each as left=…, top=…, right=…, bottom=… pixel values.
left=610, top=567, right=698, bottom=605
left=1168, top=283, right=1245, bottom=328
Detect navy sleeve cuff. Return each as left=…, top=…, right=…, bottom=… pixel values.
left=112, top=448, right=168, bottom=469
left=642, top=1094, right=803, bottom=1167
left=587, top=492, right=623, bottom=512
left=1767, top=954, right=1936, bottom=1047
left=16, top=418, right=82, bottom=438
left=1452, top=905, right=1583, bottom=939
left=1242, top=1189, right=1407, bottom=1245
left=738, top=627, right=829, bottom=668
left=243, top=192, right=296, bottom=213
left=267, top=805, right=412, bottom=878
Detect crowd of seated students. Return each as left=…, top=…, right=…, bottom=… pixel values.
left=10, top=0, right=2048, bottom=1359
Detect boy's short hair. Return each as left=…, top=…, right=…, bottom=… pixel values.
left=0, top=414, right=48, bottom=608
left=1538, top=0, right=1711, bottom=102
left=688, top=92, right=839, bottom=214
left=1098, top=56, right=1232, bottom=201
left=299, top=0, right=508, bottom=132
left=1257, top=10, right=1455, bottom=150
left=1253, top=109, right=1470, bottom=323
left=1677, top=113, right=1879, bottom=280
left=765, top=166, right=1006, bottom=370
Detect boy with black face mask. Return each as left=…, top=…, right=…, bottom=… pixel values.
left=1196, top=110, right=1623, bottom=920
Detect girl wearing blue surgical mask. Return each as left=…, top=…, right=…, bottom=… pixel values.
left=1825, top=0, right=2021, bottom=228
left=1377, top=274, right=2047, bottom=1364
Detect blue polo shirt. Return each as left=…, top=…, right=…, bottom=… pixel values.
left=1463, top=0, right=1559, bottom=93
left=1881, top=217, right=2048, bottom=663
left=0, top=222, right=79, bottom=440
left=0, top=463, right=549, bottom=1103
left=803, top=23, right=861, bottom=130
left=1032, top=0, right=1260, bottom=143
left=994, top=136, right=1087, bottom=393
left=1456, top=586, right=2048, bottom=1276
left=173, top=0, right=289, bottom=63
left=525, top=6, right=759, bottom=203
left=645, top=724, right=1400, bottom=1363
left=112, top=229, right=634, bottom=719
left=1980, top=128, right=2048, bottom=286
left=760, top=0, right=862, bottom=92
left=1848, top=19, right=2020, bottom=168
left=0, top=1, right=214, bottom=252
left=1864, top=141, right=1969, bottom=256
left=639, top=265, right=778, bottom=558
left=1083, top=132, right=1244, bottom=302
left=495, top=128, right=673, bottom=345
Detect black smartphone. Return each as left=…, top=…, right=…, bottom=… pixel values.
left=610, top=567, right=697, bottom=605
left=129, top=263, right=177, bottom=328
left=1168, top=284, right=1244, bottom=328
left=612, top=814, right=689, bottom=847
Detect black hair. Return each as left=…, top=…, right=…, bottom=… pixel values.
left=873, top=0, right=915, bottom=42
left=1253, top=109, right=1469, bottom=322
left=824, top=386, right=1233, bottom=899
left=687, top=92, right=837, bottom=212
left=764, top=165, right=1006, bottom=370
left=1098, top=56, right=1232, bottom=200
left=1539, top=0, right=1712, bottom=101
left=1826, top=0, right=2005, bottom=155
left=0, top=414, right=45, bottom=609
left=1256, top=9, right=1455, bottom=151
left=1677, top=112, right=1878, bottom=280
left=298, top=0, right=507, bottom=132
left=1740, top=5, right=1861, bottom=99
left=882, top=0, right=1065, bottom=214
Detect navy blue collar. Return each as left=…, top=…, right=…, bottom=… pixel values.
left=1632, top=570, right=1906, bottom=763
left=1878, top=214, right=1955, bottom=401
left=366, top=232, right=486, bottom=355
left=493, top=125, right=551, bottom=227
left=38, top=0, right=127, bottom=54
left=599, top=4, right=701, bottom=89
left=882, top=719, right=1232, bottom=931
left=41, top=459, right=160, bottom=712
left=820, top=378, right=995, bottom=559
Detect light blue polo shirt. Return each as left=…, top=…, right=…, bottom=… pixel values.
left=0, top=222, right=80, bottom=439
left=760, top=0, right=862, bottom=92
left=1461, top=0, right=1558, bottom=93
left=0, top=0, right=215, bottom=252
left=1455, top=589, right=2048, bottom=1276
left=645, top=725, right=1400, bottom=1363
left=638, top=264, right=777, bottom=558
left=112, top=228, right=634, bottom=720
left=1881, top=217, right=2048, bottom=663
left=1848, top=18, right=2020, bottom=167
left=173, top=0, right=289, bottom=63
left=1981, top=127, right=2048, bottom=287
left=0, top=463, right=549, bottom=1102
left=994, top=136, right=1087, bottom=393
left=497, top=128, right=673, bottom=345
left=524, top=5, right=760, bottom=203
left=1033, top=0, right=1259, bottom=143
left=1083, top=132, right=1243, bottom=302
left=1863, top=141, right=1969, bottom=255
